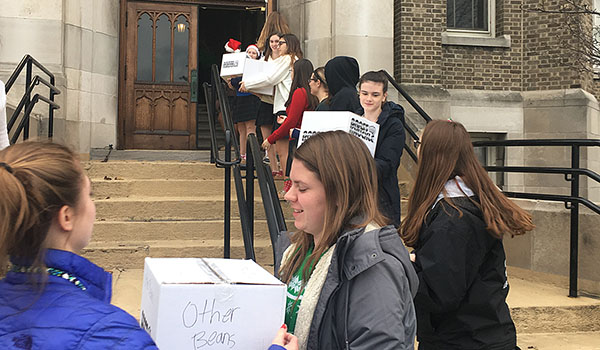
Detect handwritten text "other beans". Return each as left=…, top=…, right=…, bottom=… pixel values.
left=183, top=299, right=241, bottom=349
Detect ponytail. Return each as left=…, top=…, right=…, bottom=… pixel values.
left=0, top=142, right=83, bottom=276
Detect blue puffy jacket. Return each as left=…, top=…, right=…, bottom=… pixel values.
left=0, top=249, right=158, bottom=350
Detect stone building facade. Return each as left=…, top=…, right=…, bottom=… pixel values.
left=280, top=0, right=600, bottom=290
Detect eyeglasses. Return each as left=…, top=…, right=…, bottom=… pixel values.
left=413, top=139, right=421, bottom=148
left=278, top=41, right=287, bottom=45
left=311, top=71, right=326, bottom=86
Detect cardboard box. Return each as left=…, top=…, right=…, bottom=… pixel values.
left=140, top=258, right=286, bottom=350
left=298, top=111, right=380, bottom=156
left=220, top=53, right=247, bottom=78
left=241, top=59, right=275, bottom=96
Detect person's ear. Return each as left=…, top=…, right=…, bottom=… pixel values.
left=56, top=204, right=75, bottom=232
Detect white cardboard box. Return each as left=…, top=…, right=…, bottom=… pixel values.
left=140, top=258, right=286, bottom=350
left=241, top=59, right=275, bottom=96
left=220, top=53, right=247, bottom=78
left=298, top=111, right=380, bottom=156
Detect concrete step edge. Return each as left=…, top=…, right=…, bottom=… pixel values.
left=85, top=239, right=273, bottom=250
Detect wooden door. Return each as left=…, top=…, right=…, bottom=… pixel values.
left=123, top=2, right=197, bottom=149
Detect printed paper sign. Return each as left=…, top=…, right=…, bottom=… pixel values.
left=298, top=111, right=380, bottom=156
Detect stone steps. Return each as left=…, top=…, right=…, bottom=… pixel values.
left=83, top=239, right=275, bottom=270
left=85, top=160, right=224, bottom=180
left=92, top=219, right=290, bottom=242
left=94, top=196, right=282, bottom=221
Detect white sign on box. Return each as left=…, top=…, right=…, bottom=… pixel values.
left=242, top=59, right=275, bottom=96
left=220, top=53, right=247, bottom=78
left=298, top=111, right=380, bottom=156
left=140, top=258, right=286, bottom=350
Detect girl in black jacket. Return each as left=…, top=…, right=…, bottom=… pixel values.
left=401, top=120, right=534, bottom=350
left=359, top=71, right=406, bottom=227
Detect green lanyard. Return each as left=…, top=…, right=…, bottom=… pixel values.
left=10, top=264, right=87, bottom=291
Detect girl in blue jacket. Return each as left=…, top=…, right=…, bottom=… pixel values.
left=0, top=142, right=159, bottom=350
left=0, top=141, right=299, bottom=350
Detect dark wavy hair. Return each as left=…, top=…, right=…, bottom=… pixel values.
left=285, top=58, right=319, bottom=110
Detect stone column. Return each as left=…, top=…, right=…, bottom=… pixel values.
left=64, top=0, right=119, bottom=154
left=279, top=0, right=394, bottom=73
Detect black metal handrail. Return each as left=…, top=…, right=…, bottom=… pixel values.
left=203, top=65, right=254, bottom=261
left=5, top=55, right=60, bottom=142
left=382, top=70, right=430, bottom=163
left=473, top=139, right=600, bottom=297
left=248, top=133, right=287, bottom=259
left=203, top=63, right=288, bottom=266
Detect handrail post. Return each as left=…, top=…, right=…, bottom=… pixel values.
left=246, top=137, right=255, bottom=243
left=49, top=75, right=56, bottom=139
left=569, top=145, right=580, bottom=297
left=24, top=60, right=32, bottom=141
left=224, top=129, right=232, bottom=259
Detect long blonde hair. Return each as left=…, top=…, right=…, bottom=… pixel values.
left=256, top=12, right=291, bottom=52
left=400, top=120, right=534, bottom=247
left=0, top=142, right=84, bottom=276
left=279, top=131, right=388, bottom=283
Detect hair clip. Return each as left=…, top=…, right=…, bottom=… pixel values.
left=0, top=162, right=14, bottom=174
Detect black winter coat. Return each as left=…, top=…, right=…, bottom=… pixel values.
left=413, top=197, right=517, bottom=350
left=372, top=101, right=406, bottom=227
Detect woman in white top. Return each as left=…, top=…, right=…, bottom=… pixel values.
left=253, top=33, right=282, bottom=175
left=241, top=33, right=302, bottom=177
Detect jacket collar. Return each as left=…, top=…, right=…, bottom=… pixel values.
left=337, top=225, right=390, bottom=280
left=381, top=101, right=405, bottom=124
left=9, top=249, right=112, bottom=303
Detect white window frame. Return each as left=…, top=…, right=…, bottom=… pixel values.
left=446, top=0, right=495, bottom=37
left=442, top=0, right=510, bottom=48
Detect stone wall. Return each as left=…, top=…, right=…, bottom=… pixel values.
left=279, top=0, right=394, bottom=74
left=394, top=0, right=598, bottom=94
left=505, top=199, right=600, bottom=295
left=0, top=0, right=119, bottom=154
left=63, top=0, right=119, bottom=153
left=0, top=0, right=66, bottom=144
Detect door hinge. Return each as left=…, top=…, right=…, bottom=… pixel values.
left=125, top=11, right=128, bottom=27
left=124, top=64, right=127, bottom=80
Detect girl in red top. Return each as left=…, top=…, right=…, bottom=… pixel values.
left=262, top=58, right=318, bottom=184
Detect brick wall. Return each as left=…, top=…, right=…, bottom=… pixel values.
left=394, top=0, right=597, bottom=94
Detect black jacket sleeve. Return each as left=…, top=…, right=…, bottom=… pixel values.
left=375, top=118, right=405, bottom=181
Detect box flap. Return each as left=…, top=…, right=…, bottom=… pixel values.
left=145, top=258, right=284, bottom=285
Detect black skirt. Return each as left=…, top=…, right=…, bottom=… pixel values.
left=233, top=94, right=260, bottom=123
left=256, top=101, right=275, bottom=126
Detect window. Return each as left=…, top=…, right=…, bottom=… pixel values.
left=443, top=0, right=509, bottom=47
left=447, top=0, right=490, bottom=33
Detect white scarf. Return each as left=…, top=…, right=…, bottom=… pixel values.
left=280, top=243, right=335, bottom=350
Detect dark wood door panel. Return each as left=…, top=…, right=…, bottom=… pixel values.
left=123, top=1, right=197, bottom=149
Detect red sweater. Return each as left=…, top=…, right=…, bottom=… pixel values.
left=267, top=88, right=311, bottom=144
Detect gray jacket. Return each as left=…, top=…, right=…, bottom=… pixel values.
left=275, top=225, right=418, bottom=350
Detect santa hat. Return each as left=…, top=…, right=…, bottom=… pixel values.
left=224, top=38, right=242, bottom=53
left=245, top=44, right=261, bottom=59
